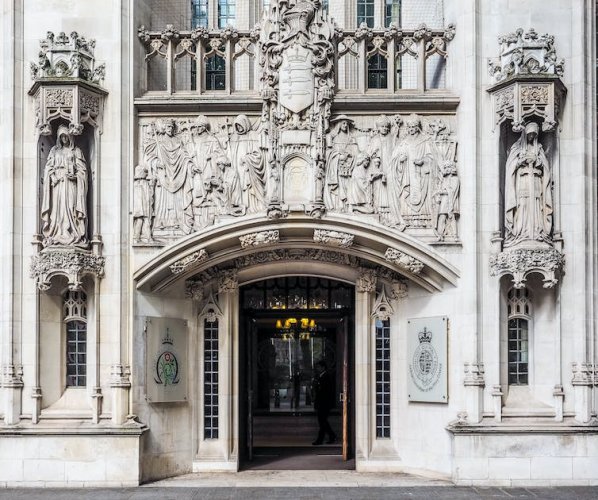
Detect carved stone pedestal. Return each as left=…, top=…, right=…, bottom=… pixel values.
left=489, top=246, right=565, bottom=289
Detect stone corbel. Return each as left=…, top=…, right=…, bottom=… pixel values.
left=30, top=247, right=106, bottom=292
left=489, top=247, right=565, bottom=289
left=239, top=230, right=279, bottom=249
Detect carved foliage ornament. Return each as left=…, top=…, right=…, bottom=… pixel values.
left=384, top=248, right=424, bottom=274
left=239, top=230, right=279, bottom=249
left=313, top=229, right=354, bottom=248
left=488, top=28, right=564, bottom=83
left=30, top=31, right=105, bottom=85
left=30, top=248, right=105, bottom=292
left=170, top=249, right=208, bottom=275
left=489, top=247, right=564, bottom=289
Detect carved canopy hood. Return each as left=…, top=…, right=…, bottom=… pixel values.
left=133, top=213, right=459, bottom=294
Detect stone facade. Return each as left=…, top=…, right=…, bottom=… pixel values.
left=0, top=0, right=597, bottom=488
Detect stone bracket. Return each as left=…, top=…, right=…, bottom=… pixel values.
left=489, top=247, right=565, bottom=289
left=30, top=247, right=106, bottom=292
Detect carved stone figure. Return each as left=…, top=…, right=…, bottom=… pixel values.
left=133, top=164, right=153, bottom=243
left=504, top=121, right=553, bottom=247
left=145, top=119, right=194, bottom=234
left=189, top=115, right=224, bottom=226
left=229, top=115, right=266, bottom=213
left=220, top=155, right=244, bottom=214
left=325, top=116, right=359, bottom=212
left=349, top=153, right=374, bottom=214
left=395, top=115, right=436, bottom=223
left=41, top=125, right=88, bottom=247
left=368, top=115, right=396, bottom=219
left=197, top=153, right=227, bottom=227
left=433, top=162, right=460, bottom=241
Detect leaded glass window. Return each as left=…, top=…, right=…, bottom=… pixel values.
left=63, top=290, right=87, bottom=388
left=218, top=0, right=236, bottom=28
left=375, top=319, right=391, bottom=438
left=507, top=288, right=531, bottom=386
left=206, top=55, right=226, bottom=90
left=368, top=53, right=388, bottom=89
left=204, top=319, right=219, bottom=439
left=357, top=0, right=375, bottom=28
left=385, top=0, right=401, bottom=27
left=192, top=0, right=208, bottom=28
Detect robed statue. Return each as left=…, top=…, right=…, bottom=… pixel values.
left=41, top=125, right=88, bottom=247
left=504, top=121, right=553, bottom=247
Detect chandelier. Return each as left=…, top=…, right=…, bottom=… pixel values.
left=275, top=317, right=317, bottom=340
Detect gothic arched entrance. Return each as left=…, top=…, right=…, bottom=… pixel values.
left=239, top=276, right=355, bottom=469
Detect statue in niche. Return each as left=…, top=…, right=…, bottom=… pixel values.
left=504, top=121, right=553, bottom=247
left=133, top=164, right=153, bottom=243
left=433, top=161, right=460, bottom=241
left=145, top=119, right=194, bottom=234
left=41, top=125, right=88, bottom=247
left=349, top=153, right=374, bottom=214
left=394, top=115, right=436, bottom=221
left=325, top=115, right=359, bottom=212
left=189, top=115, right=225, bottom=227
left=229, top=115, right=266, bottom=213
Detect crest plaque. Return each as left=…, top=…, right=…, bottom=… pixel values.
left=407, top=316, right=448, bottom=403
left=279, top=45, right=314, bottom=114
left=145, top=316, right=188, bottom=403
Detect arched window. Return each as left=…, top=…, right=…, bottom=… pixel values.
left=507, top=288, right=531, bottom=386
left=63, top=290, right=87, bottom=388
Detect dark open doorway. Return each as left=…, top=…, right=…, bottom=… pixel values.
left=239, top=277, right=355, bottom=470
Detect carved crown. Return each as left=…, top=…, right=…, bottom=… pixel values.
left=418, top=327, right=432, bottom=343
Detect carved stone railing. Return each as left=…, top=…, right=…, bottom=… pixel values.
left=137, top=22, right=455, bottom=96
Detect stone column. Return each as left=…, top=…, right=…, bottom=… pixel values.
left=354, top=269, right=376, bottom=464
left=218, top=270, right=239, bottom=467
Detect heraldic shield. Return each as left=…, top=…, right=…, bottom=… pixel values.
left=279, top=45, right=314, bottom=114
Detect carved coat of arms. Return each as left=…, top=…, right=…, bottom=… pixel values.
left=279, top=45, right=314, bottom=114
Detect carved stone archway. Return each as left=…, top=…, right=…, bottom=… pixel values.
left=133, top=213, right=459, bottom=295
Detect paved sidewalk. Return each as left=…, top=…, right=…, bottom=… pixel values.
left=1, top=472, right=597, bottom=499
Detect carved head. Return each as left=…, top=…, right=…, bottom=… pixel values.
left=375, top=115, right=391, bottom=135
left=160, top=119, right=176, bottom=137
left=525, top=121, right=539, bottom=142
left=193, top=115, right=210, bottom=134
left=283, top=0, right=316, bottom=37
left=356, top=152, right=370, bottom=169
left=234, top=115, right=252, bottom=135
left=331, top=115, right=353, bottom=133
left=56, top=124, right=73, bottom=148
left=405, top=114, right=421, bottom=136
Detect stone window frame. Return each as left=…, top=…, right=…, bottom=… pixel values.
left=63, top=289, right=88, bottom=388
left=505, top=287, right=533, bottom=387
left=218, top=0, right=236, bottom=28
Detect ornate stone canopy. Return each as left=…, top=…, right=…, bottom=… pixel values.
left=133, top=213, right=459, bottom=294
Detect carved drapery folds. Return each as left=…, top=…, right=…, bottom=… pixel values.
left=134, top=2, right=458, bottom=247
left=135, top=113, right=460, bottom=245
left=488, top=28, right=565, bottom=289
left=29, top=31, right=107, bottom=292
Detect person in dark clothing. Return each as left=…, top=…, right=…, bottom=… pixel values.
left=311, top=360, right=336, bottom=445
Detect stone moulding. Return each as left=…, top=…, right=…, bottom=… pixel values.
left=30, top=247, right=105, bottom=291
left=313, top=229, right=354, bottom=248
left=384, top=248, right=424, bottom=274
left=239, top=230, right=279, bottom=249
left=489, top=247, right=565, bottom=289
left=169, top=249, right=208, bottom=275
